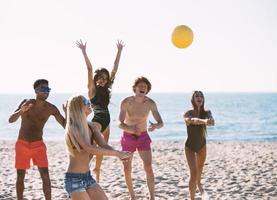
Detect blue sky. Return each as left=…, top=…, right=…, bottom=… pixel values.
left=0, top=0, right=276, bottom=93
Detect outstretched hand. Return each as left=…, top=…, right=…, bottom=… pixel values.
left=62, top=101, right=68, bottom=115
left=20, top=102, right=33, bottom=113
left=76, top=39, right=87, bottom=52
left=116, top=40, right=125, bottom=51
left=118, top=151, right=132, bottom=162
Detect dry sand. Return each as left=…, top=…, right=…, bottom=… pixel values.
left=0, top=140, right=276, bottom=200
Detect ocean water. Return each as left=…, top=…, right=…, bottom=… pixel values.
left=0, top=93, right=276, bottom=142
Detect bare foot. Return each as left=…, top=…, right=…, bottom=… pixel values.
left=201, top=190, right=209, bottom=200
left=130, top=197, right=136, bottom=200
left=198, top=183, right=204, bottom=194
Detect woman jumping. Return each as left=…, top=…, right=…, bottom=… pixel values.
left=76, top=39, right=124, bottom=182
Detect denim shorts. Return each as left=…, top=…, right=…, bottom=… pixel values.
left=64, top=171, right=97, bottom=196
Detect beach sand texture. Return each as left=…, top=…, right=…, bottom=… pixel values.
left=0, top=140, right=276, bottom=200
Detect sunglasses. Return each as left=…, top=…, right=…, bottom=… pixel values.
left=82, top=98, right=91, bottom=107
left=36, top=86, right=51, bottom=93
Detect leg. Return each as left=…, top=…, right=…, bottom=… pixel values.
left=38, top=167, right=51, bottom=200
left=123, top=154, right=136, bottom=200
left=185, top=147, right=198, bottom=200
left=196, top=145, right=207, bottom=194
left=94, top=126, right=110, bottom=183
left=71, top=191, right=91, bottom=200
left=16, top=169, right=26, bottom=200
left=138, top=151, right=155, bottom=200
left=87, top=184, right=108, bottom=200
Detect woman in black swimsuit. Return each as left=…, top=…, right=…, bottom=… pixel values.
left=183, top=91, right=215, bottom=200
left=76, top=39, right=124, bottom=182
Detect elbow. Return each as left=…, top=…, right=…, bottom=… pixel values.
left=8, top=117, right=14, bottom=123
left=118, top=122, right=123, bottom=129
left=84, top=144, right=97, bottom=155
left=208, top=120, right=215, bottom=126
left=211, top=120, right=215, bottom=126
left=159, top=122, right=164, bottom=128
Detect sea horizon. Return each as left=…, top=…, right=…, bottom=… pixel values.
left=1, top=92, right=276, bottom=142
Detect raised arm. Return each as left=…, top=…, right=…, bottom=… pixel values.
left=110, top=40, right=124, bottom=83
left=8, top=99, right=31, bottom=123
left=76, top=40, right=96, bottom=99
left=148, top=101, right=164, bottom=132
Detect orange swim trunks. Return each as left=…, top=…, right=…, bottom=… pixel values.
left=15, top=139, right=48, bottom=169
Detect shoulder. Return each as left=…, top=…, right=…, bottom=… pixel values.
left=16, top=99, right=30, bottom=109
left=184, top=110, right=193, bottom=117
left=21, top=99, right=35, bottom=106
left=121, top=96, right=133, bottom=104
left=25, top=99, right=35, bottom=104
left=145, top=97, right=158, bottom=111
left=145, top=97, right=156, bottom=106
left=205, top=110, right=212, bottom=117
left=47, top=102, right=60, bottom=113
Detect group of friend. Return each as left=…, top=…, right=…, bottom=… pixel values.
left=9, top=40, right=215, bottom=200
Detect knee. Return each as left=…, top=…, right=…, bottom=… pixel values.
left=189, top=169, right=198, bottom=182
left=17, top=175, right=25, bottom=182
left=17, top=171, right=25, bottom=182
left=143, top=163, right=153, bottom=174
left=198, top=162, right=205, bottom=169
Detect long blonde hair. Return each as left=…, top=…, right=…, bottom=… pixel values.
left=65, top=95, right=91, bottom=156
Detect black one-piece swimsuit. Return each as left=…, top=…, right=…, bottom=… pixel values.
left=185, top=124, right=206, bottom=152
left=90, top=86, right=110, bottom=132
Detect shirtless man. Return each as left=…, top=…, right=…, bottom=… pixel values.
left=8, top=79, right=65, bottom=200
left=118, top=76, right=164, bottom=200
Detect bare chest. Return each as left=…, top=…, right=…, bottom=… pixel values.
left=126, top=102, right=151, bottom=120
left=22, top=106, right=52, bottom=123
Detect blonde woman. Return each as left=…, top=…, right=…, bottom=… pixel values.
left=64, top=95, right=130, bottom=200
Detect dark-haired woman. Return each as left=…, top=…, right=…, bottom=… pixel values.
left=183, top=91, right=215, bottom=200
left=76, top=39, right=124, bottom=182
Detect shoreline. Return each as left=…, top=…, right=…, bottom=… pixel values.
left=0, top=140, right=276, bottom=199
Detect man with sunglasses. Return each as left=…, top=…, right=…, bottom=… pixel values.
left=8, top=79, right=66, bottom=200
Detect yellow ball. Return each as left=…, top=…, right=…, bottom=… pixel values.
left=171, top=25, right=193, bottom=48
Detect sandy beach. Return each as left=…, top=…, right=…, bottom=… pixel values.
left=0, top=140, right=276, bottom=200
